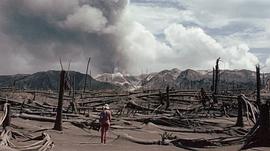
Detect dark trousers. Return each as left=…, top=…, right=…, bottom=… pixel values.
left=100, top=123, right=109, bottom=144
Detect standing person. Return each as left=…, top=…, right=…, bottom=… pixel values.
left=99, top=104, right=112, bottom=144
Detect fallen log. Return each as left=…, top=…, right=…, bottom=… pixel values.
left=83, top=94, right=129, bottom=99
left=21, top=109, right=80, bottom=118
left=172, top=136, right=244, bottom=148
left=126, top=100, right=171, bottom=114
left=78, top=97, right=120, bottom=106
left=33, top=101, right=57, bottom=110
left=116, top=133, right=160, bottom=145
left=14, top=113, right=84, bottom=123
left=0, top=129, right=54, bottom=151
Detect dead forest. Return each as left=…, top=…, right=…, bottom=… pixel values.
left=0, top=58, right=269, bottom=151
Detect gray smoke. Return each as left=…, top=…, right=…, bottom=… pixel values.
left=0, top=0, right=128, bottom=74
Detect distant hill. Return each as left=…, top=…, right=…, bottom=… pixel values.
left=175, top=69, right=207, bottom=89
left=121, top=69, right=259, bottom=91
left=0, top=69, right=264, bottom=91
left=142, top=68, right=180, bottom=89
left=174, top=69, right=257, bottom=91
left=93, top=68, right=261, bottom=91
left=0, top=70, right=117, bottom=90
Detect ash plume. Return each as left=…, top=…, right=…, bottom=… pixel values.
left=0, top=0, right=260, bottom=75
left=0, top=0, right=129, bottom=74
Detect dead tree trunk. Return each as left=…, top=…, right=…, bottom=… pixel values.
left=235, top=96, right=244, bottom=127
left=213, top=57, right=220, bottom=103
left=12, top=80, right=16, bottom=93
left=3, top=104, right=11, bottom=129
left=32, top=92, right=36, bottom=101
left=242, top=103, right=270, bottom=149
left=262, top=73, right=265, bottom=89
left=19, top=101, right=25, bottom=114
left=215, top=58, right=220, bottom=95
left=211, top=68, right=215, bottom=92
left=159, top=91, right=164, bottom=105
left=256, top=65, right=261, bottom=107
left=72, top=75, right=78, bottom=114
left=83, top=57, right=91, bottom=93
left=53, top=70, right=65, bottom=131
left=260, top=103, right=270, bottom=129
left=200, top=88, right=209, bottom=107
left=89, top=69, right=92, bottom=90
left=242, top=66, right=270, bottom=149
left=165, top=85, right=170, bottom=110
left=232, top=81, right=235, bottom=92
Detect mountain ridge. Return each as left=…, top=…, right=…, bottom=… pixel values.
left=0, top=70, right=117, bottom=90
left=0, top=69, right=267, bottom=91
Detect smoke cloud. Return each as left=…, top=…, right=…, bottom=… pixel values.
left=0, top=0, right=261, bottom=75
left=0, top=0, right=128, bottom=74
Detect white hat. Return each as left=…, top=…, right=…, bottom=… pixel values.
left=104, top=104, right=110, bottom=110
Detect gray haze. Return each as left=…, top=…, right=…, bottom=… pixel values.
left=0, top=0, right=269, bottom=75
left=0, top=0, right=128, bottom=75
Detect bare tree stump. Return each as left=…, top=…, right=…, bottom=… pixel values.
left=242, top=103, right=270, bottom=149
left=83, top=57, right=91, bottom=93
left=235, top=96, right=244, bottom=127
left=256, top=65, right=261, bottom=107
left=53, top=70, right=65, bottom=131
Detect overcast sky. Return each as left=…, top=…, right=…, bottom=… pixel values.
left=0, top=0, right=269, bottom=75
